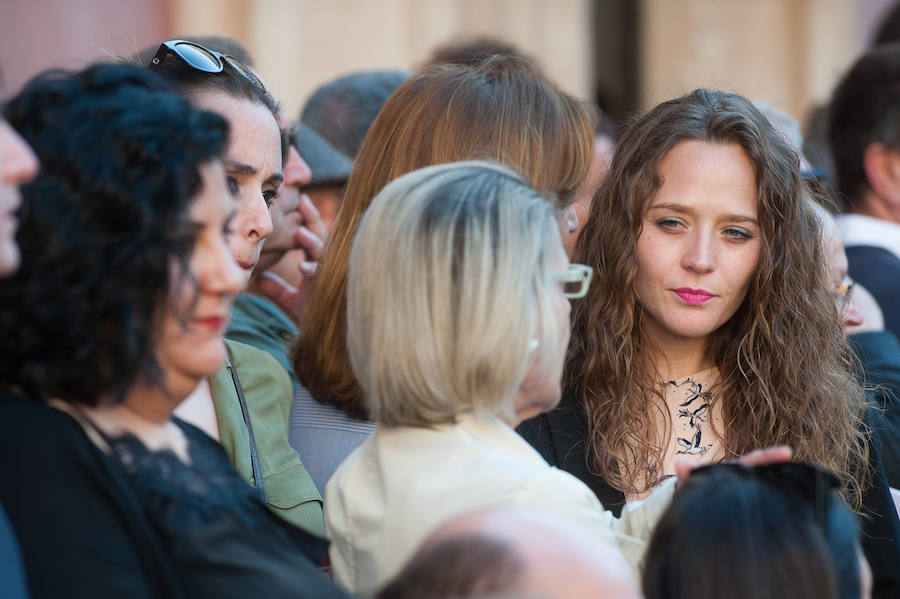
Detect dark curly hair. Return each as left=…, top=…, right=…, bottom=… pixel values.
left=0, top=63, right=229, bottom=406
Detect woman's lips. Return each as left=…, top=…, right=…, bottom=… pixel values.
left=673, top=288, right=714, bottom=305
left=192, top=316, right=226, bottom=330
left=237, top=260, right=255, bottom=271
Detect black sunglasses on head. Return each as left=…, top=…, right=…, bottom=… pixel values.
left=148, top=39, right=266, bottom=93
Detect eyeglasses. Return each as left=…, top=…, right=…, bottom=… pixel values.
left=834, top=276, right=855, bottom=318
left=689, top=462, right=839, bottom=530
left=148, top=40, right=267, bottom=94
left=553, top=264, right=593, bottom=299
left=280, top=123, right=300, bottom=162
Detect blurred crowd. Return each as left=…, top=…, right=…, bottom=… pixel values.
left=2, top=6, right=900, bottom=599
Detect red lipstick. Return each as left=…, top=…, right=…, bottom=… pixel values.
left=673, top=288, right=714, bottom=305
left=193, top=316, right=226, bottom=330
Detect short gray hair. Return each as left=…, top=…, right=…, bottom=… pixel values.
left=347, top=161, right=560, bottom=426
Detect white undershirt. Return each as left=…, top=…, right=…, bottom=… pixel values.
left=173, top=378, right=221, bottom=441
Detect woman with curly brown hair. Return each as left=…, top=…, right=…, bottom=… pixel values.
left=518, top=88, right=900, bottom=597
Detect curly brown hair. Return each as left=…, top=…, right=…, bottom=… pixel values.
left=293, top=55, right=596, bottom=419
left=567, top=89, right=869, bottom=507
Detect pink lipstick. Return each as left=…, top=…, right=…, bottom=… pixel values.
left=673, top=288, right=714, bottom=305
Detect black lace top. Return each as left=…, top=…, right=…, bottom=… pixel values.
left=104, top=419, right=349, bottom=598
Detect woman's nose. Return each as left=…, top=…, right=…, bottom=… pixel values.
left=682, top=231, right=716, bottom=273
left=241, top=194, right=274, bottom=242
left=0, top=122, right=39, bottom=187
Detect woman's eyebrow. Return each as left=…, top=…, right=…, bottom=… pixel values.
left=224, top=159, right=257, bottom=175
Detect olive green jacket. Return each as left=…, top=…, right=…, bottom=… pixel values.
left=210, top=339, right=325, bottom=536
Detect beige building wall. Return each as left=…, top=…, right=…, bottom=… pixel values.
left=2, top=0, right=895, bottom=131
left=172, top=0, right=593, bottom=118
left=638, top=0, right=890, bottom=123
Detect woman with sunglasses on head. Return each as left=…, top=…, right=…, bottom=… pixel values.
left=642, top=463, right=871, bottom=599
left=517, top=88, right=900, bottom=597
left=0, top=63, right=349, bottom=599
left=143, top=39, right=325, bottom=535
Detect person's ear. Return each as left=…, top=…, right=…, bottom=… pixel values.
left=862, top=142, right=900, bottom=205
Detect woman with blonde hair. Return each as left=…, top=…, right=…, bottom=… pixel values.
left=326, top=160, right=676, bottom=596
left=290, top=54, right=597, bottom=491
left=518, top=88, right=900, bottom=596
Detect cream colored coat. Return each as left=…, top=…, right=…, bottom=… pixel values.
left=324, top=411, right=675, bottom=595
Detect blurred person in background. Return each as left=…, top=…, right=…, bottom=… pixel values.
left=300, top=69, right=410, bottom=159
left=144, top=39, right=324, bottom=534
left=0, top=63, right=348, bottom=598
left=813, top=201, right=900, bottom=494
left=565, top=113, right=617, bottom=255
left=828, top=44, right=900, bottom=341
left=642, top=463, right=871, bottom=599
left=424, top=36, right=531, bottom=67
left=265, top=124, right=353, bottom=289
left=291, top=54, right=597, bottom=494
left=289, top=124, right=352, bottom=232
left=376, top=507, right=641, bottom=599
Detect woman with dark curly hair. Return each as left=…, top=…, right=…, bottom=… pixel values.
left=0, top=63, right=349, bottom=599
left=518, top=88, right=900, bottom=596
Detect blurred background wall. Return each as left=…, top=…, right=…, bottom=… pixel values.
left=0, top=0, right=896, bottom=127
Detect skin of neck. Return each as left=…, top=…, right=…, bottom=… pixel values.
left=644, top=331, right=714, bottom=381
left=506, top=389, right=546, bottom=429
left=852, top=187, right=900, bottom=223
left=121, top=372, right=201, bottom=425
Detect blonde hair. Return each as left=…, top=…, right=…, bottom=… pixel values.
left=347, top=161, right=560, bottom=426
left=294, top=54, right=596, bottom=419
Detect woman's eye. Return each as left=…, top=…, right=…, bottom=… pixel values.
left=263, top=189, right=278, bottom=209
left=724, top=227, right=752, bottom=241
left=226, top=176, right=239, bottom=195
left=656, top=217, right=683, bottom=231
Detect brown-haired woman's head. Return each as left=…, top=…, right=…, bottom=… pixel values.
left=569, top=88, right=867, bottom=505
left=573, top=88, right=807, bottom=362
left=294, top=54, right=596, bottom=419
